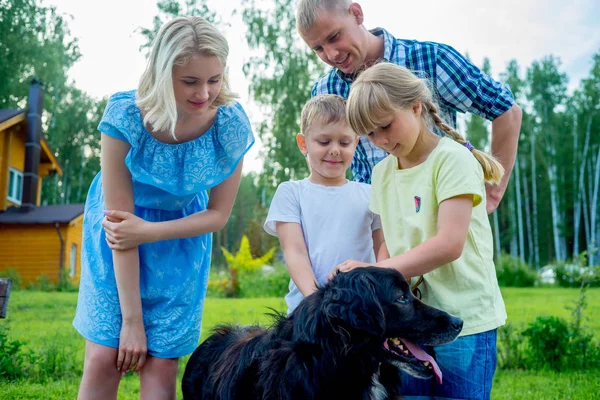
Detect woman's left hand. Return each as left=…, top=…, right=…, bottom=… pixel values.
left=328, top=260, right=370, bottom=280
left=102, top=210, right=154, bottom=250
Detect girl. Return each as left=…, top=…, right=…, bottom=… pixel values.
left=336, top=62, right=507, bottom=400
left=73, top=16, right=254, bottom=399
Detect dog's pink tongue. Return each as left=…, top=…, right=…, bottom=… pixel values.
left=401, top=339, right=443, bottom=384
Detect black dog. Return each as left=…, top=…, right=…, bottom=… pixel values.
left=182, top=267, right=463, bottom=400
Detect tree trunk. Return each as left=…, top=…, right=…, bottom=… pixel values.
left=493, top=211, right=501, bottom=262
left=573, top=115, right=592, bottom=258
left=514, top=156, right=525, bottom=261
left=522, top=157, right=534, bottom=265
left=509, top=180, right=518, bottom=258
left=76, top=144, right=85, bottom=203
left=531, top=129, right=540, bottom=269
left=590, top=146, right=600, bottom=266
left=547, top=141, right=562, bottom=261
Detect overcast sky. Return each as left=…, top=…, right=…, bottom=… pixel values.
left=45, top=0, right=600, bottom=173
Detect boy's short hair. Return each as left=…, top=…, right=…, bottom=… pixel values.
left=300, top=94, right=349, bottom=136
left=296, top=0, right=352, bottom=34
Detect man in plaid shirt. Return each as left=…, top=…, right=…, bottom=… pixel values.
left=296, top=0, right=522, bottom=213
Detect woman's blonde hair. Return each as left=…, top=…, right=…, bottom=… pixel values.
left=137, top=16, right=237, bottom=140
left=346, top=62, right=504, bottom=184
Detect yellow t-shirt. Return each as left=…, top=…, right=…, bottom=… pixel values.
left=370, top=137, right=507, bottom=336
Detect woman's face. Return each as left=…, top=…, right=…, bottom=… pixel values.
left=172, top=54, right=224, bottom=116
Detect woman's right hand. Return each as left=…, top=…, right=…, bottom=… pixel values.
left=117, top=318, right=147, bottom=374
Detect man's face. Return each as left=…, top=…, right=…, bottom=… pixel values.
left=300, top=4, right=367, bottom=75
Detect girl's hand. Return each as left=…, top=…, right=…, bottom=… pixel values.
left=102, top=210, right=154, bottom=250
left=328, top=260, right=370, bottom=280
left=117, top=319, right=147, bottom=374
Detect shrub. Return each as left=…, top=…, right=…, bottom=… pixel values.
left=219, top=235, right=276, bottom=297
left=238, top=266, right=289, bottom=298
left=522, top=316, right=570, bottom=371
left=554, top=263, right=600, bottom=288
left=208, top=264, right=289, bottom=298
left=0, top=325, right=35, bottom=381
left=495, top=253, right=537, bottom=287
left=0, top=268, right=22, bottom=290
left=497, top=323, right=528, bottom=370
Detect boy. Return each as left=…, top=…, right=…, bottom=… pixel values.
left=264, top=94, right=384, bottom=314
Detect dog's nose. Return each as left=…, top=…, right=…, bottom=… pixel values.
left=451, top=318, right=463, bottom=332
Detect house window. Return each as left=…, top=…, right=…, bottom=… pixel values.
left=7, top=168, right=23, bottom=205
left=70, top=244, right=77, bottom=277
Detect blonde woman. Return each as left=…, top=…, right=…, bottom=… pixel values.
left=335, top=62, right=507, bottom=400
left=73, top=16, right=254, bottom=399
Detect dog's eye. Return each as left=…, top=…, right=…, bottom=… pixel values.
left=395, top=295, right=408, bottom=304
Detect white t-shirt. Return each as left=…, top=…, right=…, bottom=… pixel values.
left=264, top=178, right=381, bottom=313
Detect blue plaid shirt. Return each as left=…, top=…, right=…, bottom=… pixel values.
left=312, top=28, right=515, bottom=184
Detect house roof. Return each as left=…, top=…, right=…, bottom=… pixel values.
left=0, top=204, right=84, bottom=224
left=0, top=109, right=24, bottom=124
left=0, top=109, right=63, bottom=176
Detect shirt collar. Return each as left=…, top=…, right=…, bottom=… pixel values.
left=336, top=27, right=396, bottom=82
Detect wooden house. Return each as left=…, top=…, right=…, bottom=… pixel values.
left=0, top=80, right=84, bottom=285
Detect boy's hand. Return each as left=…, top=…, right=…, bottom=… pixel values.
left=328, top=260, right=370, bottom=280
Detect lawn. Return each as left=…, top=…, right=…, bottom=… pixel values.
left=0, top=287, right=598, bottom=399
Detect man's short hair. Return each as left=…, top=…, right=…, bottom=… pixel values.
left=296, top=0, right=352, bottom=34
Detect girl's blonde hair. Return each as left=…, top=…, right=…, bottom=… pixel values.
left=346, top=62, right=504, bottom=184
left=296, top=0, right=352, bottom=34
left=137, top=16, right=237, bottom=140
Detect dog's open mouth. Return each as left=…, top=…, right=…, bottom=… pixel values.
left=383, top=338, right=442, bottom=384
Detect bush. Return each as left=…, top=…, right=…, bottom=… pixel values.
left=522, top=316, right=571, bottom=371
left=0, top=325, right=35, bottom=381
left=497, top=323, right=528, bottom=370
left=0, top=268, right=22, bottom=290
left=495, top=253, right=538, bottom=287
left=208, top=264, right=289, bottom=298
left=554, top=263, right=600, bottom=288
left=238, top=266, right=289, bottom=298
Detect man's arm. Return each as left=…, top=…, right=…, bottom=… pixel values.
left=433, top=44, right=522, bottom=211
left=487, top=103, right=522, bottom=213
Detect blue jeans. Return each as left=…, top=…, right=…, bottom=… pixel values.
left=400, top=329, right=498, bottom=400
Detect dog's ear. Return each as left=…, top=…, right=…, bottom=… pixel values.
left=322, top=272, right=385, bottom=338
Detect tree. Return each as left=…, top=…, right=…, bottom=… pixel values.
left=41, top=88, right=106, bottom=204
left=0, top=0, right=80, bottom=109
left=139, top=0, right=220, bottom=55
left=242, top=0, right=324, bottom=196
left=1, top=0, right=107, bottom=206
left=527, top=56, right=568, bottom=263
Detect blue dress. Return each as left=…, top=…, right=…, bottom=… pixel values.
left=73, top=90, right=254, bottom=358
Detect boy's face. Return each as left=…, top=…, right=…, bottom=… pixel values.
left=300, top=4, right=367, bottom=75
left=297, top=119, right=359, bottom=186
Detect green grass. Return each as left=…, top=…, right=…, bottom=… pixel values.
left=501, top=287, right=600, bottom=332
left=0, top=288, right=598, bottom=399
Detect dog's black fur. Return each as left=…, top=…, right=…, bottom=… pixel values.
left=182, top=267, right=463, bottom=400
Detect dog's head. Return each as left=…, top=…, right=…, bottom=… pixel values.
left=292, top=267, right=463, bottom=383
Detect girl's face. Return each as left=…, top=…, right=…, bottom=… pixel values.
left=367, top=104, right=425, bottom=162
left=172, top=54, right=224, bottom=117
left=297, top=119, right=359, bottom=186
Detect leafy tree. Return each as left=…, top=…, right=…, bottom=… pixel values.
left=220, top=235, right=275, bottom=296
left=242, top=0, right=324, bottom=196
left=0, top=0, right=80, bottom=108
left=139, top=0, right=220, bottom=55
left=41, top=88, right=106, bottom=204
left=464, top=57, right=492, bottom=151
